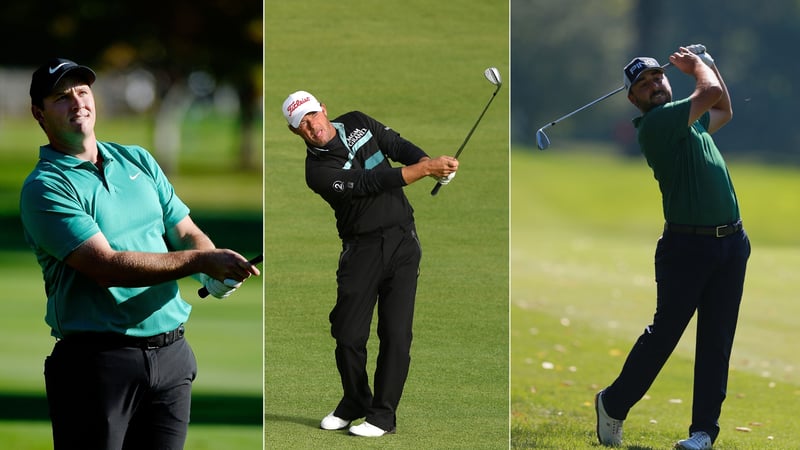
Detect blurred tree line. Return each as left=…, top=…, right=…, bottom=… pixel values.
left=512, top=0, right=800, bottom=163
left=0, top=0, right=262, bottom=171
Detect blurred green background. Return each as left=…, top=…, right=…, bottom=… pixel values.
left=512, top=0, right=800, bottom=163
left=0, top=114, right=263, bottom=450
left=0, top=1, right=263, bottom=447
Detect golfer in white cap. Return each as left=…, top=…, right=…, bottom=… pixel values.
left=284, top=90, right=457, bottom=437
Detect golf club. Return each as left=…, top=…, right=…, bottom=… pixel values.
left=535, top=44, right=706, bottom=150
left=431, top=67, right=503, bottom=196
left=198, top=253, right=264, bottom=298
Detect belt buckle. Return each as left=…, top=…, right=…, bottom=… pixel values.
left=146, top=332, right=167, bottom=349
left=715, top=225, right=727, bottom=238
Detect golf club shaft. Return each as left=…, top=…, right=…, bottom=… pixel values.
left=198, top=253, right=264, bottom=298
left=431, top=85, right=501, bottom=196
left=541, top=61, right=673, bottom=132
left=541, top=86, right=623, bottom=131
left=535, top=45, right=711, bottom=149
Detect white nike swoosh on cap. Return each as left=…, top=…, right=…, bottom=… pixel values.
left=48, top=62, right=70, bottom=74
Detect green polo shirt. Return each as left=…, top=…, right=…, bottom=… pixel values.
left=634, top=97, right=740, bottom=226
left=19, top=141, right=192, bottom=339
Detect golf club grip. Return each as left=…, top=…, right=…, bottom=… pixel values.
left=198, top=254, right=264, bottom=298
left=430, top=182, right=443, bottom=196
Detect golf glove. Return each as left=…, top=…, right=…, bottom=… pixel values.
left=200, top=274, right=242, bottom=299
left=686, top=44, right=714, bottom=68
left=438, top=172, right=456, bottom=185
left=697, top=51, right=715, bottom=68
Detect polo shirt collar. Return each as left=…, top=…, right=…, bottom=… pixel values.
left=38, top=143, right=115, bottom=170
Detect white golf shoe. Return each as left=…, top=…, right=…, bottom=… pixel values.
left=595, top=390, right=623, bottom=446
left=320, top=411, right=351, bottom=430
left=348, top=421, right=395, bottom=437
left=675, top=431, right=712, bottom=450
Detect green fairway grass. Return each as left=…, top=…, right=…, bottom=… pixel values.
left=0, top=111, right=263, bottom=448
left=510, top=144, right=800, bottom=449
left=265, top=0, right=509, bottom=448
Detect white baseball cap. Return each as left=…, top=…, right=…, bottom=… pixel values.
left=282, top=90, right=322, bottom=128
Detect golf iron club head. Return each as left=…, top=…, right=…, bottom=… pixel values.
left=535, top=128, right=550, bottom=150
left=484, top=67, right=502, bottom=86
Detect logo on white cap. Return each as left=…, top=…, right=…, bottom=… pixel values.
left=282, top=91, right=322, bottom=128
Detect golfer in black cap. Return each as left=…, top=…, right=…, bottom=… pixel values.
left=21, top=58, right=260, bottom=449
left=594, top=47, right=750, bottom=450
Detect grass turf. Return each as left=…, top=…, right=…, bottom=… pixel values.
left=264, top=0, right=509, bottom=448
left=510, top=144, right=800, bottom=449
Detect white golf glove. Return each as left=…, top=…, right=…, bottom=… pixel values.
left=697, top=51, right=715, bottom=68
left=200, top=274, right=242, bottom=299
left=438, top=172, right=456, bottom=185
left=686, top=44, right=714, bottom=68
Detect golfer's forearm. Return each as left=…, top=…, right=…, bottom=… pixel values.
left=401, top=157, right=433, bottom=185
left=709, top=64, right=732, bottom=116
left=692, top=64, right=723, bottom=99
left=97, top=250, right=209, bottom=287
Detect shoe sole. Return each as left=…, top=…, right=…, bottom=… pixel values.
left=349, top=427, right=397, bottom=437
left=594, top=392, right=602, bottom=444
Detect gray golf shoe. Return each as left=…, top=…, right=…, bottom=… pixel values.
left=595, top=390, right=623, bottom=446
left=675, top=431, right=712, bottom=449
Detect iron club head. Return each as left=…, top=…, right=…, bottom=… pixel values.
left=536, top=128, right=550, bottom=150
left=484, top=67, right=502, bottom=86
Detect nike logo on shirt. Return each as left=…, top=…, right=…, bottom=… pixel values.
left=129, top=172, right=141, bottom=180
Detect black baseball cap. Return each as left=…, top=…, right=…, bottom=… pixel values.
left=30, top=58, right=96, bottom=104
left=623, top=57, right=664, bottom=92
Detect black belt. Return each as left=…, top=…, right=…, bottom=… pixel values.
left=61, top=325, right=185, bottom=350
left=665, top=220, right=742, bottom=238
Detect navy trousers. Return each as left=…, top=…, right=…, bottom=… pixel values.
left=330, top=223, right=421, bottom=431
left=45, top=333, right=197, bottom=449
left=602, top=228, right=750, bottom=442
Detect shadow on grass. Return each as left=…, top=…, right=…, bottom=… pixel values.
left=264, top=413, right=319, bottom=429
left=0, top=213, right=262, bottom=255
left=0, top=392, right=262, bottom=425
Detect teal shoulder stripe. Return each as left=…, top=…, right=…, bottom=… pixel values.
left=332, top=122, right=378, bottom=170
left=351, top=130, right=373, bottom=152
left=364, top=151, right=385, bottom=170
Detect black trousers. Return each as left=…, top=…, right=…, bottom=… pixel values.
left=603, top=228, right=751, bottom=443
left=330, top=223, right=421, bottom=431
left=45, top=330, right=197, bottom=449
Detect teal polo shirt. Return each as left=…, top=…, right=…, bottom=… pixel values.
left=20, top=141, right=192, bottom=339
left=633, top=97, right=740, bottom=226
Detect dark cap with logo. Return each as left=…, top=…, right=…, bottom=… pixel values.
left=30, top=58, right=96, bottom=104
left=623, top=57, right=664, bottom=92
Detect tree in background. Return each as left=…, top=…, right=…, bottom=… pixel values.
left=511, top=0, right=800, bottom=163
left=0, top=0, right=262, bottom=172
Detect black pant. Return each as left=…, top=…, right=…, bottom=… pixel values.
left=330, top=223, right=421, bottom=431
left=603, top=228, right=751, bottom=442
left=45, top=332, right=197, bottom=449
